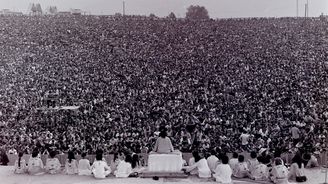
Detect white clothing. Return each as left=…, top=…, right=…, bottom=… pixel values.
left=240, top=133, right=250, bottom=145
left=45, top=158, right=61, bottom=174
left=65, top=159, right=78, bottom=174
left=247, top=158, right=259, bottom=173
left=186, top=158, right=211, bottom=178
left=233, top=162, right=248, bottom=178
left=78, top=159, right=91, bottom=176
left=213, top=164, right=232, bottom=184
left=153, top=137, right=174, bottom=153
left=249, top=163, right=269, bottom=181
left=229, top=158, right=238, bottom=170
left=288, top=163, right=305, bottom=180
left=207, top=155, right=219, bottom=173
left=28, top=157, right=44, bottom=175
left=271, top=165, right=289, bottom=184
left=114, top=160, right=132, bottom=178
left=14, top=159, right=27, bottom=174
left=91, top=160, right=111, bottom=179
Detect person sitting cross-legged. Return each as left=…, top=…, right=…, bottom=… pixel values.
left=28, top=150, right=44, bottom=175
left=65, top=151, right=78, bottom=175
left=232, top=155, right=249, bottom=178
left=114, top=154, right=133, bottom=177
left=45, top=151, right=61, bottom=174
left=184, top=151, right=211, bottom=178
left=14, top=152, right=27, bottom=174
left=248, top=156, right=269, bottom=181
left=213, top=155, right=232, bottom=184
left=91, top=152, right=111, bottom=179
left=78, top=152, right=91, bottom=176
left=270, top=158, right=289, bottom=184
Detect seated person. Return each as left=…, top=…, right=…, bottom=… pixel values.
left=229, top=152, right=238, bottom=170
left=247, top=151, right=259, bottom=173
left=248, top=156, right=269, bottom=181
left=270, top=158, right=289, bottom=184
left=303, top=153, right=319, bottom=168
left=78, top=152, right=91, bottom=176
left=184, top=151, right=211, bottom=178
left=114, top=154, right=133, bottom=177
left=207, top=149, right=219, bottom=173
left=65, top=151, right=78, bottom=175
left=14, top=152, right=27, bottom=174
left=288, top=154, right=307, bottom=182
left=45, top=151, right=61, bottom=174
left=28, top=150, right=44, bottom=175
left=91, top=152, right=111, bottom=179
left=232, top=155, right=249, bottom=178
left=213, top=155, right=232, bottom=184
left=152, top=130, right=174, bottom=154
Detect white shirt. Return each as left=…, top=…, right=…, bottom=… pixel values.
left=250, top=163, right=269, bottom=180
left=78, top=159, right=91, bottom=175
left=186, top=158, right=211, bottom=178
left=91, top=160, right=111, bottom=179
left=229, top=158, right=238, bottom=170
left=207, top=155, right=219, bottom=173
left=28, top=157, right=44, bottom=174
left=233, top=162, right=249, bottom=178
left=213, top=164, right=232, bottom=184
left=271, top=165, right=289, bottom=184
left=247, top=158, right=259, bottom=173
left=14, top=159, right=27, bottom=174
left=114, top=160, right=132, bottom=178
left=45, top=158, right=61, bottom=174
left=65, top=159, right=78, bottom=174
left=240, top=133, right=250, bottom=145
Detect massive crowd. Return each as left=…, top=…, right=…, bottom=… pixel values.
left=0, top=15, right=327, bottom=159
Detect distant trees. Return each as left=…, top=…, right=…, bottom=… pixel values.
left=30, top=3, right=43, bottom=15
left=47, top=6, right=58, bottom=14
left=185, top=5, right=209, bottom=20
left=167, top=12, right=176, bottom=20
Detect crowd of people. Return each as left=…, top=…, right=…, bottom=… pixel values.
left=0, top=15, right=327, bottom=160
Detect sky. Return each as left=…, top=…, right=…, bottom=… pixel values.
left=0, top=0, right=327, bottom=18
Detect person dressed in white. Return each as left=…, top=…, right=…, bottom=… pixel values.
left=14, top=152, right=27, bottom=174
left=248, top=156, right=269, bottom=181
left=91, top=153, right=111, bottom=179
left=232, top=155, right=249, bottom=178
left=78, top=152, right=91, bottom=176
left=213, top=155, right=232, bottom=184
left=288, top=154, right=307, bottom=182
left=28, top=150, right=44, bottom=175
left=270, top=158, right=289, bottom=184
left=45, top=151, right=61, bottom=174
left=184, top=151, right=211, bottom=178
left=247, top=151, right=259, bottom=174
left=229, top=152, right=238, bottom=170
left=207, top=149, right=219, bottom=173
left=114, top=154, right=133, bottom=177
left=65, top=151, right=78, bottom=175
left=152, top=130, right=174, bottom=154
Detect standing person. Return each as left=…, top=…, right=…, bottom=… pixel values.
left=91, top=152, right=111, bottom=179
left=27, top=150, right=44, bottom=175
left=45, top=151, right=61, bottom=174
left=184, top=151, right=211, bottom=178
left=78, top=152, right=91, bottom=175
left=290, top=125, right=301, bottom=146
left=288, top=154, right=307, bottom=182
left=213, top=155, right=232, bottom=184
left=240, top=131, right=250, bottom=151
left=270, top=158, right=289, bottom=184
left=207, top=149, right=219, bottom=173
left=65, top=151, right=78, bottom=174
left=14, top=152, right=27, bottom=174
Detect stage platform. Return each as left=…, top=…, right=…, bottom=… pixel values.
left=0, top=166, right=326, bottom=184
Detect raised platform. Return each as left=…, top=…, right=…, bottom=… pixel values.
left=140, top=170, right=188, bottom=178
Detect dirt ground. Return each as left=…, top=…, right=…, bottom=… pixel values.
left=0, top=166, right=326, bottom=184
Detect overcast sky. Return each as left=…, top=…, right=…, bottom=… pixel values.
left=0, top=0, right=327, bottom=18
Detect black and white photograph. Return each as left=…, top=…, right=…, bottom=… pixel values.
left=0, top=0, right=327, bottom=183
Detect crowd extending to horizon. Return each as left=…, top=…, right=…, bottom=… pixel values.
left=0, top=14, right=327, bottom=182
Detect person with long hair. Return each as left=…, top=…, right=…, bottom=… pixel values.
left=0, top=149, right=9, bottom=166
left=91, top=152, right=111, bottom=178
left=114, top=154, right=133, bottom=177
left=45, top=151, right=61, bottom=174
left=270, top=158, right=289, bottom=184
left=78, top=152, right=91, bottom=176
left=14, top=152, right=27, bottom=174
left=288, top=154, right=307, bottom=182
left=152, top=129, right=174, bottom=154
left=184, top=151, right=211, bottom=178
left=65, top=151, right=78, bottom=174
left=27, top=150, right=44, bottom=175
